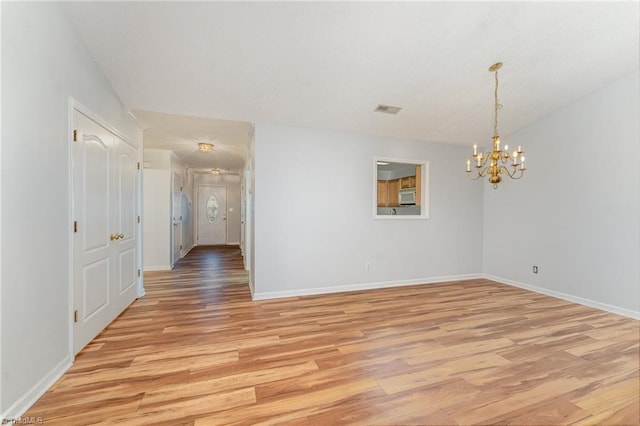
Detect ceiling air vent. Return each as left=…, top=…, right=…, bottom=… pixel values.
left=374, top=104, right=402, bottom=115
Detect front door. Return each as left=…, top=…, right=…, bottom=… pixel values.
left=73, top=110, right=138, bottom=354
left=197, top=185, right=227, bottom=245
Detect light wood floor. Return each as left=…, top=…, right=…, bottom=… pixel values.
left=25, top=246, right=639, bottom=425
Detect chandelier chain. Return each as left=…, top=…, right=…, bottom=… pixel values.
left=494, top=68, right=500, bottom=138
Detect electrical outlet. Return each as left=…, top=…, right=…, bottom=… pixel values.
left=365, top=262, right=372, bottom=271
left=533, top=265, right=539, bottom=274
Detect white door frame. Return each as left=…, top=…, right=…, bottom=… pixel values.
left=195, top=184, right=228, bottom=245
left=243, top=167, right=252, bottom=273
left=68, top=98, right=143, bottom=357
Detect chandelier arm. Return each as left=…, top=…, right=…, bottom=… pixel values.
left=500, top=166, right=526, bottom=179
left=467, top=173, right=484, bottom=181
left=508, top=171, right=526, bottom=180
left=499, top=154, right=513, bottom=165
left=472, top=154, right=491, bottom=168
left=467, top=166, right=491, bottom=179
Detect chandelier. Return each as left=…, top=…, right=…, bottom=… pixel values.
left=466, top=62, right=526, bottom=188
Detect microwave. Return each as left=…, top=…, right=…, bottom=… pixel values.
left=399, top=188, right=416, bottom=205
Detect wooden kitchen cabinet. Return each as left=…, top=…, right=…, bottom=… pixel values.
left=377, top=180, right=389, bottom=207
left=388, top=179, right=400, bottom=206
left=377, top=179, right=400, bottom=207
left=400, top=175, right=416, bottom=188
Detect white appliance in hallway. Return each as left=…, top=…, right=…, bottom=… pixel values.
left=196, top=185, right=227, bottom=245
left=172, top=172, right=183, bottom=265
left=72, top=109, right=139, bottom=354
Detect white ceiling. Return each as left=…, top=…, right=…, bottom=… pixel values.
left=64, top=2, right=639, bottom=169
left=133, top=110, right=252, bottom=172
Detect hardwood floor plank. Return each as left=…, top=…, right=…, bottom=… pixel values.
left=22, top=246, right=639, bottom=425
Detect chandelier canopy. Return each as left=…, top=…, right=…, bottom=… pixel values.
left=466, top=62, right=526, bottom=189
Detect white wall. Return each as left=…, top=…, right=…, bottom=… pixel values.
left=143, top=169, right=171, bottom=270
left=1, top=2, right=142, bottom=418
left=142, top=148, right=172, bottom=170
left=483, top=71, right=640, bottom=317
left=142, top=149, right=195, bottom=269
left=252, top=124, right=484, bottom=298
left=0, top=3, right=4, bottom=414
left=194, top=174, right=242, bottom=245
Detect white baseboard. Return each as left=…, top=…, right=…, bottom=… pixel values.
left=1, top=355, right=72, bottom=421
left=252, top=273, right=482, bottom=300
left=484, top=274, right=640, bottom=320
left=143, top=265, right=171, bottom=272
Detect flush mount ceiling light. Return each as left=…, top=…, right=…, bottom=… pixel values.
left=374, top=104, right=402, bottom=115
left=211, top=169, right=221, bottom=175
left=466, top=62, right=527, bottom=189
left=198, top=142, right=214, bottom=153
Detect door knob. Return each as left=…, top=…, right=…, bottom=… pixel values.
left=110, top=234, right=118, bottom=241
left=118, top=233, right=124, bottom=239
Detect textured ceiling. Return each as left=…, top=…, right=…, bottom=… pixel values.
left=64, top=2, right=639, bottom=169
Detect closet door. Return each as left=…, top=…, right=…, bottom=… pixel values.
left=73, top=110, right=138, bottom=354
left=113, top=136, right=138, bottom=314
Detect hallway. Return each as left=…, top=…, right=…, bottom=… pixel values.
left=25, top=246, right=253, bottom=424
left=24, top=247, right=639, bottom=425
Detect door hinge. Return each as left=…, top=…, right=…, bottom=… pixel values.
left=137, top=269, right=141, bottom=277
left=73, top=129, right=78, bottom=142
left=73, top=221, right=78, bottom=233
left=137, top=162, right=140, bottom=170
left=137, top=215, right=141, bottom=223
left=180, top=245, right=183, bottom=250
left=74, top=310, right=79, bottom=323
left=180, top=186, right=183, bottom=191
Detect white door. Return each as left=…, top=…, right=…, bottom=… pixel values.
left=113, top=138, right=138, bottom=314
left=73, top=110, right=138, bottom=354
left=197, top=185, right=227, bottom=245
